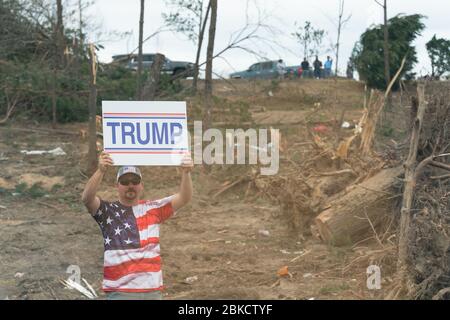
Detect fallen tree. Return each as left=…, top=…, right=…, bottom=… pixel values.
left=314, top=166, right=402, bottom=245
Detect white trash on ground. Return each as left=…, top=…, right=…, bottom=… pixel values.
left=20, top=147, right=66, bottom=156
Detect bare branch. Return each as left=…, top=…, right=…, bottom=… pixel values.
left=374, top=0, right=384, bottom=8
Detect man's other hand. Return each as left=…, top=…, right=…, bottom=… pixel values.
left=99, top=152, right=114, bottom=173
left=179, top=153, right=193, bottom=174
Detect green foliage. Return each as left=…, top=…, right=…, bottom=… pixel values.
left=14, top=183, right=28, bottom=194
left=97, top=66, right=138, bottom=103
left=157, top=74, right=184, bottom=97
left=0, top=0, right=50, bottom=61
left=351, top=14, right=426, bottom=89
left=0, top=0, right=145, bottom=124
left=426, top=35, right=450, bottom=78
left=13, top=182, right=47, bottom=198
left=28, top=183, right=47, bottom=198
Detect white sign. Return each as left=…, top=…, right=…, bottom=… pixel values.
left=102, top=101, right=189, bottom=166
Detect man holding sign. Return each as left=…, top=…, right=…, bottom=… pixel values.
left=81, top=101, right=193, bottom=300
left=102, top=101, right=189, bottom=166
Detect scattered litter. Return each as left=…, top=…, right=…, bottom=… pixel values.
left=20, top=147, right=66, bottom=156
left=313, top=102, right=321, bottom=108
left=11, top=193, right=20, bottom=196
left=277, top=266, right=289, bottom=277
left=341, top=121, right=351, bottom=128
left=184, top=276, right=198, bottom=284
left=307, top=297, right=315, bottom=300
left=268, top=91, right=274, bottom=97
left=354, top=124, right=363, bottom=134
left=290, top=249, right=311, bottom=262
left=0, top=153, right=8, bottom=161
left=0, top=205, right=7, bottom=210
left=258, top=229, right=270, bottom=237
left=205, top=238, right=224, bottom=243
left=280, top=249, right=291, bottom=254
left=226, top=261, right=231, bottom=265
left=14, top=272, right=25, bottom=278
left=312, top=124, right=329, bottom=133
left=225, top=240, right=232, bottom=244
left=303, top=273, right=313, bottom=278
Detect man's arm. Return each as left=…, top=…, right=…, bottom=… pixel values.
left=81, top=152, right=113, bottom=215
left=171, top=154, right=194, bottom=212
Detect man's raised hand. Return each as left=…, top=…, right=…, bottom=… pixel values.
left=98, top=152, right=114, bottom=173
left=179, top=153, right=193, bottom=174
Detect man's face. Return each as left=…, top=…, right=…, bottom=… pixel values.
left=117, top=173, right=143, bottom=201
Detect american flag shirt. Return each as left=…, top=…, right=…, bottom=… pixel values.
left=92, top=196, right=175, bottom=293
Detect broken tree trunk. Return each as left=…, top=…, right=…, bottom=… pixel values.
left=143, top=53, right=165, bottom=100
left=314, top=166, right=402, bottom=246
left=396, top=83, right=427, bottom=296
left=87, top=43, right=98, bottom=175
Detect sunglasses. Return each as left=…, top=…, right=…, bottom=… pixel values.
left=119, top=177, right=141, bottom=186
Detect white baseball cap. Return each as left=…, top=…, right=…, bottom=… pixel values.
left=116, top=166, right=142, bottom=182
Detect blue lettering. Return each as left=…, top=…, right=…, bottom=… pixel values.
left=152, top=122, right=169, bottom=145
left=136, top=123, right=151, bottom=145
left=121, top=122, right=136, bottom=145
left=106, top=122, right=120, bottom=144
left=170, top=123, right=183, bottom=144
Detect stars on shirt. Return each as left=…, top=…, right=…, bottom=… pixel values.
left=114, top=226, right=123, bottom=236
left=96, top=202, right=140, bottom=250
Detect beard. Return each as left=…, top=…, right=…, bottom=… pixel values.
left=124, top=188, right=137, bottom=200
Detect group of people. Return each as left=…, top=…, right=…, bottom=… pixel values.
left=299, top=56, right=334, bottom=79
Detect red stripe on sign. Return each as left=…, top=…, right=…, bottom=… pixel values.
left=140, top=237, right=160, bottom=247
left=103, top=112, right=186, bottom=116
left=107, top=151, right=188, bottom=154
left=136, top=209, right=161, bottom=231
left=103, top=286, right=164, bottom=293
left=103, top=257, right=161, bottom=281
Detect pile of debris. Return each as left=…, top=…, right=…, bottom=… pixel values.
left=405, top=82, right=450, bottom=300
left=211, top=87, right=403, bottom=246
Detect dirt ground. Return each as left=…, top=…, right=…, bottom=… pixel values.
left=0, top=78, right=399, bottom=300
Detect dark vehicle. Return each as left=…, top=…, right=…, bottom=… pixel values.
left=111, top=53, right=195, bottom=78
left=229, top=60, right=284, bottom=79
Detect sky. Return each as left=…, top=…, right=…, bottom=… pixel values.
left=85, top=0, right=450, bottom=78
